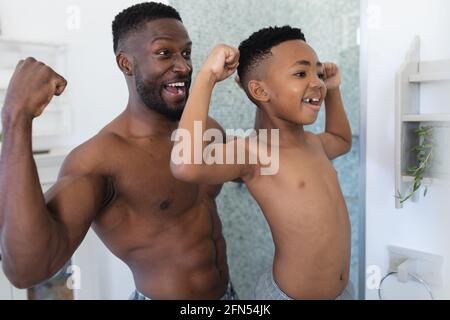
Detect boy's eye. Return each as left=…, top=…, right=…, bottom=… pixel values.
left=295, top=71, right=307, bottom=78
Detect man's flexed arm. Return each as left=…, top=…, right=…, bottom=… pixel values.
left=0, top=58, right=105, bottom=288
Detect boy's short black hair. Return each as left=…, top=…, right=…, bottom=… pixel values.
left=112, top=2, right=182, bottom=53
left=237, top=25, right=306, bottom=84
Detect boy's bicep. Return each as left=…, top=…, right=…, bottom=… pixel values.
left=206, top=117, right=226, bottom=143
left=171, top=137, right=254, bottom=185
left=195, top=137, right=253, bottom=184
left=172, top=117, right=255, bottom=184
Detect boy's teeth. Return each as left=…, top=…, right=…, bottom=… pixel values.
left=303, top=98, right=320, bottom=103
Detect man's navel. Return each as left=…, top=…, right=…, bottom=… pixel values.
left=159, top=199, right=172, bottom=210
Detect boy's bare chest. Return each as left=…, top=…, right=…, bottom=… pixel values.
left=249, top=146, right=339, bottom=197
left=245, top=147, right=345, bottom=219
left=281, top=150, right=338, bottom=191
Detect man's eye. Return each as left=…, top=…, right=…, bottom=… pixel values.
left=318, top=73, right=325, bottom=80
left=182, top=50, right=191, bottom=58
left=158, top=50, right=170, bottom=56
left=295, top=72, right=307, bottom=78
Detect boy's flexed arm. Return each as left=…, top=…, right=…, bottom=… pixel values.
left=318, top=63, right=352, bottom=160
left=171, top=45, right=254, bottom=184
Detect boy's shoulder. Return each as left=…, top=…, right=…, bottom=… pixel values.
left=303, top=130, right=321, bottom=143
left=304, top=131, right=328, bottom=152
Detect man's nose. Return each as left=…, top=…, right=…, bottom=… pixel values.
left=173, top=55, right=191, bottom=74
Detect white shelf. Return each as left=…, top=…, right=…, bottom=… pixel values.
left=402, top=114, right=450, bottom=122
left=33, top=127, right=71, bottom=137
left=395, top=36, right=450, bottom=209
left=409, top=72, right=450, bottom=83
left=0, top=36, right=67, bottom=48
left=402, top=175, right=450, bottom=185
left=409, top=59, right=450, bottom=83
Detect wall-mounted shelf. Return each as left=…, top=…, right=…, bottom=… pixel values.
left=395, top=36, right=450, bottom=209
left=402, top=114, right=450, bottom=122
left=0, top=37, right=72, bottom=144
left=409, top=73, right=450, bottom=83
left=408, top=59, right=450, bottom=83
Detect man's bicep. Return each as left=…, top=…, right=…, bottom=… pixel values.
left=44, top=171, right=108, bottom=255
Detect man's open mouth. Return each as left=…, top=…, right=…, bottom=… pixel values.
left=163, top=81, right=187, bottom=98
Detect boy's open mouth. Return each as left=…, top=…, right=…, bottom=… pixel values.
left=302, top=97, right=322, bottom=111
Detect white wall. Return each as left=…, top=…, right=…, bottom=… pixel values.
left=364, top=0, right=450, bottom=299
left=0, top=0, right=146, bottom=147
left=0, top=0, right=168, bottom=300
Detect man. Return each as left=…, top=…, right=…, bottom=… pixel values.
left=0, top=2, right=236, bottom=300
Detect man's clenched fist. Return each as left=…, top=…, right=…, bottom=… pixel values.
left=2, top=57, right=67, bottom=122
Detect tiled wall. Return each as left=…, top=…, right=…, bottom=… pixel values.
left=171, top=0, right=361, bottom=299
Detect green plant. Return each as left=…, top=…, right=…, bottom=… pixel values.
left=396, top=125, right=434, bottom=204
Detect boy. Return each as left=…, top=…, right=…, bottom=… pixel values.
left=170, top=26, right=353, bottom=300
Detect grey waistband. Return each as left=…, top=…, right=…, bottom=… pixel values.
left=130, top=281, right=239, bottom=300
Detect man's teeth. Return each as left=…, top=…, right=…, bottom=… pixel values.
left=167, top=82, right=185, bottom=87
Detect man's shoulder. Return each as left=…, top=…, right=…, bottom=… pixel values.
left=61, top=131, right=126, bottom=176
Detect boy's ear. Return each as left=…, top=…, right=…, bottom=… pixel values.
left=247, top=80, right=270, bottom=103
left=116, top=52, right=133, bottom=76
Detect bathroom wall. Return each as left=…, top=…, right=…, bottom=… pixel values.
left=363, top=0, right=450, bottom=299
left=170, top=0, right=361, bottom=299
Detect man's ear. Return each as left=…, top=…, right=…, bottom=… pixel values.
left=116, top=52, right=133, bottom=76
left=247, top=80, right=270, bottom=103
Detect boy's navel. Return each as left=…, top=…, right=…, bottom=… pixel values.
left=298, top=181, right=306, bottom=189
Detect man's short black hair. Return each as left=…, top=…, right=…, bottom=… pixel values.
left=237, top=25, right=306, bottom=84
left=112, top=2, right=182, bottom=53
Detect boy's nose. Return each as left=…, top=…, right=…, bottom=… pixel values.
left=310, top=76, right=324, bottom=88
